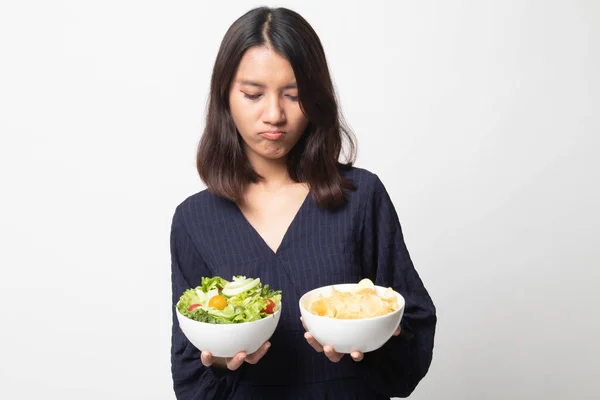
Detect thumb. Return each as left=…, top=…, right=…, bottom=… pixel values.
left=200, top=351, right=214, bottom=367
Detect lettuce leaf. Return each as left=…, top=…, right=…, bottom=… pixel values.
left=201, top=276, right=228, bottom=292
left=176, top=287, right=202, bottom=315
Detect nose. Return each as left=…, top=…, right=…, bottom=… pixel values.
left=262, top=95, right=286, bottom=125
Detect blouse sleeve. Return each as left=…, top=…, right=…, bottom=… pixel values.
left=358, top=175, right=437, bottom=398
left=170, top=207, right=238, bottom=400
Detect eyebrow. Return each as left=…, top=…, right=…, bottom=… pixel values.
left=239, top=80, right=297, bottom=90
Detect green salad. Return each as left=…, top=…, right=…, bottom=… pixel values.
left=177, top=276, right=282, bottom=324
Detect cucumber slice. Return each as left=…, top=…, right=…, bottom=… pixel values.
left=222, top=278, right=261, bottom=297
left=224, top=278, right=253, bottom=289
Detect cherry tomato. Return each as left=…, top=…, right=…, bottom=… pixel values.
left=208, top=295, right=227, bottom=310
left=188, top=303, right=201, bottom=312
left=262, top=298, right=275, bottom=314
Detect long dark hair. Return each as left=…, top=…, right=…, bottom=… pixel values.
left=197, top=6, right=356, bottom=210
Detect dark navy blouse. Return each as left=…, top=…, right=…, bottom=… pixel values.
left=170, top=167, right=436, bottom=399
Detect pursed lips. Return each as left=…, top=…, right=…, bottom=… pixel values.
left=260, top=131, right=285, bottom=140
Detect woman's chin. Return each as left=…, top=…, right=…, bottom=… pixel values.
left=244, top=142, right=291, bottom=162
left=258, top=146, right=290, bottom=160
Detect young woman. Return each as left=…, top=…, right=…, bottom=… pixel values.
left=170, top=6, right=436, bottom=399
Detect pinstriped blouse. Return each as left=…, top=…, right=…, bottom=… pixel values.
left=170, top=167, right=436, bottom=400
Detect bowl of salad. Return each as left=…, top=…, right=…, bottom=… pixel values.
left=176, top=275, right=282, bottom=357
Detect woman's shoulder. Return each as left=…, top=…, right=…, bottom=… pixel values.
left=340, top=165, right=383, bottom=193
left=172, top=188, right=231, bottom=226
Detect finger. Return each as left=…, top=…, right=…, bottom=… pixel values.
left=393, top=326, right=401, bottom=336
left=350, top=351, right=364, bottom=362
left=304, top=332, right=324, bottom=352
left=300, top=317, right=324, bottom=352
left=323, top=345, right=344, bottom=363
left=226, top=352, right=247, bottom=370
left=245, top=341, right=271, bottom=364
left=300, top=317, right=308, bottom=332
left=200, top=351, right=213, bottom=367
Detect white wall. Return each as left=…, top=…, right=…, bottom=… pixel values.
left=1, top=1, right=598, bottom=399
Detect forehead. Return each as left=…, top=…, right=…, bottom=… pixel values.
left=234, top=46, right=296, bottom=86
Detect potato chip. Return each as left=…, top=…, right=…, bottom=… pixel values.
left=308, top=279, right=399, bottom=319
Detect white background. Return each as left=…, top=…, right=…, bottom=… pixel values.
left=1, top=1, right=598, bottom=399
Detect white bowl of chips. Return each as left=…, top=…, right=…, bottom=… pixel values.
left=299, top=279, right=405, bottom=354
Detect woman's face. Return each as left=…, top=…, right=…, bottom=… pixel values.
left=229, top=46, right=309, bottom=162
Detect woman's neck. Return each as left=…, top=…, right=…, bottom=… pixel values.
left=246, top=152, right=293, bottom=190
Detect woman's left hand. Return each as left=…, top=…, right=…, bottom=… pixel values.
left=300, top=317, right=401, bottom=362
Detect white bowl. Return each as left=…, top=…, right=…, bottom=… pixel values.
left=299, top=284, right=405, bottom=353
left=176, top=304, right=282, bottom=357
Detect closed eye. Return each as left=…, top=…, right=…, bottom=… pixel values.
left=243, top=92, right=262, bottom=100
left=242, top=91, right=298, bottom=101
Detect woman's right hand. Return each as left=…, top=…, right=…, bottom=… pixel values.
left=200, top=341, right=271, bottom=371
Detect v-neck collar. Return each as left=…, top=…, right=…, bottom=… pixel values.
left=235, top=192, right=311, bottom=256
